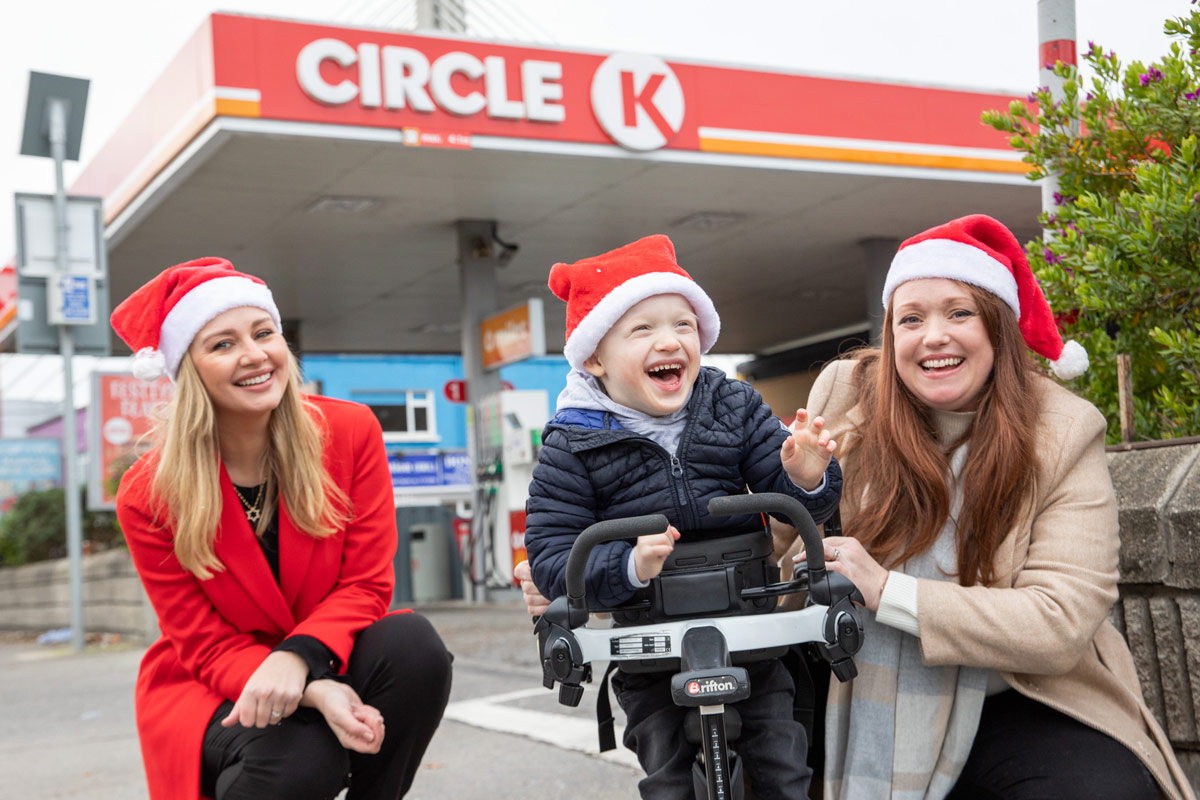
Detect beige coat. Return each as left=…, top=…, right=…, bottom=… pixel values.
left=776, top=359, right=1194, bottom=800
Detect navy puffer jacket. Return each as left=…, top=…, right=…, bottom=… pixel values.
left=524, top=367, right=841, bottom=608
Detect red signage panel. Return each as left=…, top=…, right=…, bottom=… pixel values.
left=89, top=373, right=174, bottom=509
left=208, top=13, right=1021, bottom=159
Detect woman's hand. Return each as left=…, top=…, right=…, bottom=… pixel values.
left=514, top=560, right=550, bottom=617
left=303, top=680, right=385, bottom=754
left=795, top=536, right=890, bottom=612
left=781, top=409, right=838, bottom=491
left=221, top=650, right=308, bottom=728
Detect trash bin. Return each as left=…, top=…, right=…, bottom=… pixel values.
left=409, top=523, right=452, bottom=603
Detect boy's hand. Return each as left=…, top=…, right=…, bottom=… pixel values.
left=633, top=525, right=681, bottom=583
left=780, top=408, right=837, bottom=491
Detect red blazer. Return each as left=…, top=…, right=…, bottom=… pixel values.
left=116, top=396, right=398, bottom=800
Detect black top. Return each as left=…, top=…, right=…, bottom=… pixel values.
left=233, top=483, right=339, bottom=684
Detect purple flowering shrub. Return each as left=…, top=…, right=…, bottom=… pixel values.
left=983, top=9, right=1200, bottom=441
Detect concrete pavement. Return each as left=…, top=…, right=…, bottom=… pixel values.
left=0, top=592, right=642, bottom=799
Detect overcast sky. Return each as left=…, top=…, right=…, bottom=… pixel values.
left=1, top=0, right=1193, bottom=405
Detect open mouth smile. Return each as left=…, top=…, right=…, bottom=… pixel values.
left=646, top=362, right=685, bottom=390
left=235, top=372, right=272, bottom=387
left=920, top=357, right=963, bottom=373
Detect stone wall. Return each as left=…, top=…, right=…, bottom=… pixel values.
left=1108, top=441, right=1200, bottom=791
left=0, top=547, right=156, bottom=642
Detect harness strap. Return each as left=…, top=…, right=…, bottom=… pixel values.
left=596, top=661, right=619, bottom=752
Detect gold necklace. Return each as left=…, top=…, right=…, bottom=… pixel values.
left=233, top=483, right=265, bottom=524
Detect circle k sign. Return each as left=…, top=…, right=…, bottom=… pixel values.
left=590, top=53, right=685, bottom=151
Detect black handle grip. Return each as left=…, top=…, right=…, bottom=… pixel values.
left=564, top=514, right=670, bottom=608
left=706, top=493, right=825, bottom=572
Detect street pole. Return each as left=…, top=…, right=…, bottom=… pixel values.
left=47, top=97, right=85, bottom=653
left=1037, top=0, right=1077, bottom=220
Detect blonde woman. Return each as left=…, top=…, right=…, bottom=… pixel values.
left=112, top=258, right=451, bottom=800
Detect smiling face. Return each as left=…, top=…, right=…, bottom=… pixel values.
left=188, top=306, right=290, bottom=423
left=890, top=278, right=996, bottom=412
left=584, top=293, right=702, bottom=416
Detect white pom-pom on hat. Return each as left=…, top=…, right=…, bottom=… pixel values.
left=130, top=348, right=167, bottom=381
left=1051, top=339, right=1089, bottom=380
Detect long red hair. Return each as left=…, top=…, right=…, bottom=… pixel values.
left=840, top=283, right=1040, bottom=586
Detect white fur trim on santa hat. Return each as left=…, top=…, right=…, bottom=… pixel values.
left=158, top=276, right=281, bottom=380
left=883, top=239, right=1021, bottom=316
left=562, top=271, right=720, bottom=370
left=1051, top=339, right=1089, bottom=380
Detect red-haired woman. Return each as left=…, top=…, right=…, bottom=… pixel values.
left=780, top=215, right=1192, bottom=799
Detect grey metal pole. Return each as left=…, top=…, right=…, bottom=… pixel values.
left=457, top=220, right=504, bottom=603
left=48, top=98, right=85, bottom=653
left=417, top=0, right=467, bottom=32
left=1037, top=0, right=1077, bottom=219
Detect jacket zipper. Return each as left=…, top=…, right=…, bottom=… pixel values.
left=671, top=375, right=703, bottom=531
left=669, top=454, right=686, bottom=501
left=662, top=450, right=696, bottom=531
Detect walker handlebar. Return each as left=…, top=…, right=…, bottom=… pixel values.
left=707, top=492, right=842, bottom=605
left=706, top=493, right=824, bottom=572
left=564, top=514, right=671, bottom=609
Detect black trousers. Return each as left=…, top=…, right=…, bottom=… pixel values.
left=200, top=613, right=452, bottom=800
left=613, top=658, right=813, bottom=800
left=946, top=689, right=1158, bottom=800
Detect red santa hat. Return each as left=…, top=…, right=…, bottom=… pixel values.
left=882, top=214, right=1089, bottom=380
left=548, top=235, right=720, bottom=370
left=109, top=257, right=281, bottom=382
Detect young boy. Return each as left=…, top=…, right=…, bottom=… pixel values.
left=524, top=234, right=841, bottom=800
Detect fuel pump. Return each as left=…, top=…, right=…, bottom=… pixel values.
left=468, top=388, right=548, bottom=591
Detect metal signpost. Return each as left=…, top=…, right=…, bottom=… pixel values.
left=18, top=71, right=99, bottom=653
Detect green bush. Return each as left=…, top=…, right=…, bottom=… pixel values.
left=0, top=488, right=123, bottom=567
left=983, top=9, right=1200, bottom=442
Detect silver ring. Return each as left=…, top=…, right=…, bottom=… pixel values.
left=270, top=710, right=283, bottom=718
left=833, top=548, right=841, bottom=561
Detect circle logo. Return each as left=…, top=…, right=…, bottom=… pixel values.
left=103, top=416, right=133, bottom=446
left=687, top=680, right=700, bottom=695
left=590, top=53, right=684, bottom=151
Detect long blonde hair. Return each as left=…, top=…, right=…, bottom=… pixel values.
left=839, top=283, right=1039, bottom=587
left=151, top=351, right=348, bottom=578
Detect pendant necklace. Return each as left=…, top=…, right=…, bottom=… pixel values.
left=233, top=483, right=265, bottom=524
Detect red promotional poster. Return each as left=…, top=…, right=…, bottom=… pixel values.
left=88, top=373, right=174, bottom=509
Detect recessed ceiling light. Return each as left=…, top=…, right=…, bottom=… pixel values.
left=411, top=321, right=462, bottom=334
left=307, top=196, right=381, bottom=214
left=670, top=211, right=746, bottom=230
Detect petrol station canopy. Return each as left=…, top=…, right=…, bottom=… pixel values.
left=3, top=13, right=1043, bottom=360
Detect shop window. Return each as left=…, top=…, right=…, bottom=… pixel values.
left=354, top=389, right=438, bottom=443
